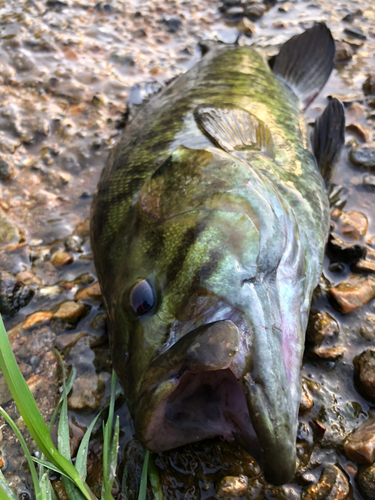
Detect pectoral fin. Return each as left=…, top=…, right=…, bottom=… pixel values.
left=194, top=104, right=275, bottom=160
left=271, top=22, right=335, bottom=109
left=311, top=98, right=345, bottom=187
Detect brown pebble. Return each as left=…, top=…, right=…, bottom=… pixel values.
left=331, top=208, right=342, bottom=220
left=216, top=475, right=248, bottom=498
left=75, top=282, right=102, bottom=302
left=272, top=21, right=286, bottom=29
left=300, top=379, right=314, bottom=413
left=54, top=332, right=86, bottom=351
left=306, top=311, right=339, bottom=347
left=358, top=464, right=375, bottom=499
left=335, top=41, right=354, bottom=62
left=346, top=103, right=366, bottom=125
left=23, top=311, right=53, bottom=329
left=337, top=211, right=368, bottom=239
left=68, top=373, right=105, bottom=410
left=344, top=417, right=375, bottom=464
left=302, top=465, right=349, bottom=500
left=354, top=349, right=375, bottom=400
left=308, top=346, right=344, bottom=361
left=53, top=301, right=87, bottom=322
left=329, top=275, right=375, bottom=314
left=16, top=271, right=42, bottom=287
left=347, top=123, right=372, bottom=143
left=363, top=74, right=375, bottom=96
left=353, top=259, right=375, bottom=273
left=26, top=375, right=49, bottom=397
left=52, top=250, right=74, bottom=267
left=360, top=315, right=375, bottom=341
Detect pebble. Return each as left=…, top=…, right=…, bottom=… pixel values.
left=52, top=250, right=74, bottom=267
left=300, top=379, right=314, bottom=413
left=54, top=332, right=86, bottom=351
left=26, top=375, right=49, bottom=397
left=363, top=175, right=375, bottom=189
left=68, top=373, right=105, bottom=410
left=0, top=213, right=21, bottom=247
left=334, top=41, right=354, bottom=62
left=244, top=4, right=265, bottom=19
left=216, top=475, right=248, bottom=498
left=308, top=346, right=344, bottom=361
left=354, top=258, right=375, bottom=273
left=0, top=155, right=14, bottom=181
left=164, top=17, right=182, bottom=33
left=278, top=2, right=294, bottom=12
left=64, top=235, right=83, bottom=253
left=354, top=349, right=375, bottom=400
left=301, top=465, right=349, bottom=500
left=337, top=211, right=368, bottom=239
left=52, top=301, right=87, bottom=322
left=0, top=377, right=12, bottom=405
left=344, top=417, right=375, bottom=464
left=346, top=103, right=366, bottom=125
left=363, top=75, right=375, bottom=96
left=23, top=311, right=53, bottom=330
left=329, top=275, right=375, bottom=314
left=16, top=271, right=42, bottom=288
left=346, top=123, right=372, bottom=143
left=75, top=282, right=102, bottom=302
left=360, top=315, right=375, bottom=341
left=358, top=465, right=375, bottom=500
left=344, top=26, right=367, bottom=40
left=0, top=271, right=34, bottom=316
left=306, top=311, right=339, bottom=347
left=327, top=234, right=366, bottom=263
left=16, top=329, right=55, bottom=358
left=349, top=143, right=375, bottom=169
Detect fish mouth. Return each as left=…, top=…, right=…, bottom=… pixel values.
left=134, top=320, right=297, bottom=486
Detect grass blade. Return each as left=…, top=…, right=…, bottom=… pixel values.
left=0, top=407, right=42, bottom=500
left=102, top=371, right=117, bottom=500
left=0, top=471, right=17, bottom=500
left=49, top=365, right=76, bottom=432
left=0, top=316, right=96, bottom=500
left=75, top=409, right=104, bottom=481
left=148, top=455, right=163, bottom=500
left=32, top=458, right=70, bottom=479
left=138, top=450, right=149, bottom=500
left=0, top=485, right=13, bottom=500
left=106, top=416, right=120, bottom=492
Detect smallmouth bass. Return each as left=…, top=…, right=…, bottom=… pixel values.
left=91, top=23, right=344, bottom=485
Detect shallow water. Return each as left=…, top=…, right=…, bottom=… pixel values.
left=0, top=0, right=374, bottom=498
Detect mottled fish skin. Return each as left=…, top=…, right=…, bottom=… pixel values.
left=91, top=44, right=330, bottom=485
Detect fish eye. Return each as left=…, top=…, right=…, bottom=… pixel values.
left=130, top=280, right=155, bottom=316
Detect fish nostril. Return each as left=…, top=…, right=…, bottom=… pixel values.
left=242, top=277, right=256, bottom=286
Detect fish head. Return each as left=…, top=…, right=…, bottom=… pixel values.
left=109, top=146, right=307, bottom=485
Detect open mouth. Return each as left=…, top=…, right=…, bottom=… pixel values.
left=143, top=367, right=258, bottom=452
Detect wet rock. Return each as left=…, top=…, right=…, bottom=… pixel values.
left=278, top=2, right=294, bottom=12
left=0, top=213, right=21, bottom=247
left=216, top=475, right=248, bottom=498
left=244, top=4, right=265, bottom=19
left=363, top=175, right=375, bottom=189
left=64, top=235, right=83, bottom=253
left=349, top=143, right=375, bottom=169
left=344, top=417, right=375, bottom=464
left=354, top=349, right=375, bottom=400
left=306, top=311, right=339, bottom=347
left=302, top=465, right=349, bottom=500
left=346, top=103, right=366, bottom=125
left=52, top=301, right=87, bottom=322
left=90, top=313, right=107, bottom=331
left=54, top=332, right=86, bottom=351
left=342, top=9, right=362, bottom=22
left=16, top=271, right=42, bottom=288
left=23, top=311, right=53, bottom=330
left=0, top=271, right=34, bottom=316
left=68, top=373, right=105, bottom=410
left=164, top=17, right=182, bottom=33
left=0, top=155, right=14, bottom=181
left=75, top=282, right=102, bottom=302
left=12, top=52, right=36, bottom=72
left=52, top=250, right=74, bottom=267
left=358, top=465, right=375, bottom=500
left=329, top=275, right=375, bottom=314
left=309, top=346, right=344, bottom=361
left=363, top=75, right=375, bottom=96
left=225, top=6, right=244, bottom=20
left=26, top=375, right=49, bottom=397
left=347, top=123, right=372, bottom=143
left=337, top=211, right=368, bottom=239
left=360, top=315, right=375, bottom=341
left=344, top=26, right=366, bottom=40
left=300, top=379, right=314, bottom=413
left=39, top=285, right=62, bottom=298
left=353, top=259, right=375, bottom=273
left=327, top=233, right=366, bottom=263
left=0, top=377, right=12, bottom=405
left=16, top=329, right=55, bottom=358
left=334, top=41, right=354, bottom=62
left=237, top=18, right=256, bottom=36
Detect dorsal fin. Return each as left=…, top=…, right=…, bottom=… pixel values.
left=194, top=104, right=275, bottom=160
left=272, top=23, right=335, bottom=109
left=311, top=98, right=345, bottom=187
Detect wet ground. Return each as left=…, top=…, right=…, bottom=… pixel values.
left=0, top=0, right=375, bottom=498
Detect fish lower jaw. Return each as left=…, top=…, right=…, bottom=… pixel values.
left=136, top=367, right=259, bottom=454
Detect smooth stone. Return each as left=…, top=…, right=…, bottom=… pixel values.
left=335, top=41, right=354, bottom=62
left=68, top=373, right=105, bottom=410
left=52, top=250, right=74, bottom=267
left=0, top=271, right=34, bottom=316
left=75, top=282, right=102, bottom=302
left=23, top=311, right=53, bottom=329
left=337, top=211, right=368, bottom=239
left=0, top=213, right=21, bottom=247
left=354, top=349, right=375, bottom=400
left=346, top=123, right=372, bottom=143
left=358, top=465, right=375, bottom=500
left=344, top=26, right=366, bottom=40
left=329, top=275, right=375, bottom=315
left=344, top=417, right=375, bottom=464
left=52, top=301, right=87, bottom=322
left=306, top=311, right=339, bottom=347
left=300, top=379, right=314, bottom=413
left=302, top=465, right=349, bottom=499
left=363, top=75, right=375, bottom=96
left=216, top=475, right=248, bottom=498
left=0, top=155, right=14, bottom=181
left=350, top=143, right=375, bottom=169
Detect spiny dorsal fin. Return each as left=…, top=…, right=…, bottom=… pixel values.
left=272, top=23, right=335, bottom=109
left=311, top=98, right=345, bottom=187
left=194, top=104, right=275, bottom=160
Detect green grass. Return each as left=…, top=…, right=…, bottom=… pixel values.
left=0, top=315, right=162, bottom=500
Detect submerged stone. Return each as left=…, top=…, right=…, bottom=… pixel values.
left=344, top=417, right=375, bottom=464
left=349, top=143, right=375, bottom=169
left=329, top=275, right=375, bottom=314
left=0, top=213, right=21, bottom=247
left=0, top=271, right=34, bottom=316
left=354, top=349, right=375, bottom=401
left=302, top=465, right=349, bottom=500
left=216, top=475, right=248, bottom=498
left=358, top=465, right=375, bottom=500
left=337, top=211, right=368, bottom=239
left=363, top=75, right=375, bottom=96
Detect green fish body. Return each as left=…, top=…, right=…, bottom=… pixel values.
left=91, top=24, right=344, bottom=485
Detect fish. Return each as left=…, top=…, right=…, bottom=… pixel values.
left=90, top=23, right=345, bottom=486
